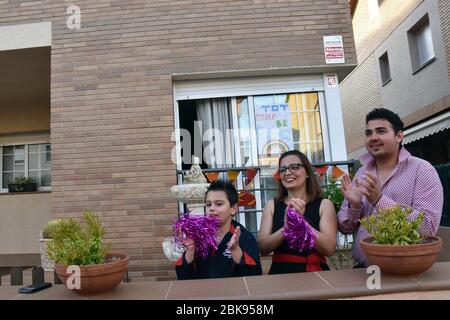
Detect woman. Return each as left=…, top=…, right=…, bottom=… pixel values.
left=258, top=150, right=337, bottom=274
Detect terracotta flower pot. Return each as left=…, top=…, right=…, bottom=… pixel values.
left=55, top=252, right=129, bottom=294
left=360, top=236, right=442, bottom=275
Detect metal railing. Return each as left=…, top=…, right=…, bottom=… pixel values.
left=175, top=160, right=357, bottom=236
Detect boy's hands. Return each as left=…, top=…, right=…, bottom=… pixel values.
left=182, top=237, right=196, bottom=264
left=227, top=226, right=241, bottom=251
left=182, top=226, right=246, bottom=265
left=228, top=226, right=243, bottom=264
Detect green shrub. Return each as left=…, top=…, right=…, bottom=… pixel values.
left=9, top=176, right=35, bottom=184
left=323, top=177, right=356, bottom=270
left=42, top=219, right=62, bottom=239
left=360, top=205, right=424, bottom=245
left=46, top=211, right=111, bottom=265
left=323, top=177, right=344, bottom=212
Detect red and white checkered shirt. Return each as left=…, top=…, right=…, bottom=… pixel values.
left=337, top=147, right=444, bottom=266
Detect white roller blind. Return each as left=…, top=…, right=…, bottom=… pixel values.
left=174, top=74, right=324, bottom=101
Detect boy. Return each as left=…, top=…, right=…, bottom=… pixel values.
left=176, top=180, right=262, bottom=279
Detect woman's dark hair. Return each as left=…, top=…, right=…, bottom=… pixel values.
left=276, top=150, right=323, bottom=202
left=366, top=108, right=404, bottom=134
left=205, top=179, right=238, bottom=206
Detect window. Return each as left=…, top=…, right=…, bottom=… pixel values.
left=177, top=91, right=326, bottom=229
left=2, top=145, right=25, bottom=188
left=28, top=144, right=51, bottom=187
left=1, top=143, right=51, bottom=190
left=178, top=92, right=325, bottom=169
left=253, top=92, right=324, bottom=165
left=379, top=52, right=391, bottom=85
left=408, top=14, right=435, bottom=73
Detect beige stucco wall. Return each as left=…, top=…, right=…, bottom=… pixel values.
left=0, top=193, right=50, bottom=254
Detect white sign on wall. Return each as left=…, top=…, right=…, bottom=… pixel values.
left=323, top=35, right=345, bottom=64
left=326, top=73, right=338, bottom=88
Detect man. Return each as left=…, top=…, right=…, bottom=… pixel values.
left=338, top=108, right=443, bottom=267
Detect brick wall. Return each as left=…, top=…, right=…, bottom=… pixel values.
left=0, top=0, right=355, bottom=280
left=340, top=53, right=382, bottom=154
left=438, top=0, right=450, bottom=82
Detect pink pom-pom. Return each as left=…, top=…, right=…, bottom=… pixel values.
left=282, top=207, right=317, bottom=253
left=173, top=214, right=220, bottom=260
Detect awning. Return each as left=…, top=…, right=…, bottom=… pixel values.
left=403, top=111, right=450, bottom=144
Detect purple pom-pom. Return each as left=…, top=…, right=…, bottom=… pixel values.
left=173, top=214, right=220, bottom=260
left=282, top=207, right=317, bottom=253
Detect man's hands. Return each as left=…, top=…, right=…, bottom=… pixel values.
left=341, top=174, right=362, bottom=208
left=340, top=172, right=381, bottom=208
left=358, top=172, right=382, bottom=205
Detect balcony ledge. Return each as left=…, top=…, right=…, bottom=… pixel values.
left=2, top=262, right=450, bottom=300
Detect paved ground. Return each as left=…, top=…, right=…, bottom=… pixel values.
left=342, top=290, right=450, bottom=300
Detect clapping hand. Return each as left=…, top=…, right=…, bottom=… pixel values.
left=227, top=226, right=241, bottom=251
left=358, top=172, right=381, bottom=205
left=287, top=198, right=306, bottom=215
left=181, top=236, right=196, bottom=263
left=340, top=174, right=362, bottom=208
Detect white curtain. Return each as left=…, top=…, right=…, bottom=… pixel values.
left=196, top=98, right=234, bottom=169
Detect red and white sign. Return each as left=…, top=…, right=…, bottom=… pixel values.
left=323, top=35, right=345, bottom=64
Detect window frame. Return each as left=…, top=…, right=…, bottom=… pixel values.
left=379, top=51, right=392, bottom=86
left=174, top=91, right=330, bottom=226
left=0, top=140, right=51, bottom=193
left=173, top=75, right=344, bottom=232
left=408, top=14, right=436, bottom=74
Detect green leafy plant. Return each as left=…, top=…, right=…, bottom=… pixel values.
left=323, top=177, right=355, bottom=269
left=8, top=176, right=36, bottom=191
left=41, top=219, right=62, bottom=239
left=46, top=211, right=111, bottom=265
left=323, top=177, right=344, bottom=212
left=9, top=176, right=35, bottom=184
left=327, top=234, right=355, bottom=270
left=360, top=205, right=424, bottom=245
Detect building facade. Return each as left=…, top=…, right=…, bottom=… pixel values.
left=341, top=0, right=450, bottom=226
left=342, top=0, right=449, bottom=158
left=0, top=0, right=356, bottom=280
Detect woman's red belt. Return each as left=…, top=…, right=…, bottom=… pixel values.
left=272, top=252, right=326, bottom=272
